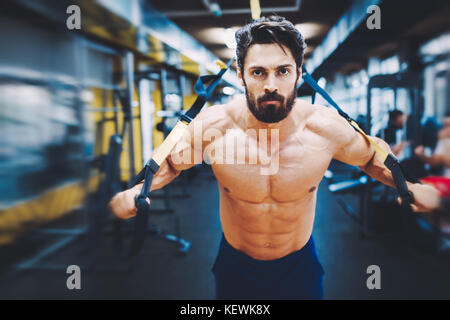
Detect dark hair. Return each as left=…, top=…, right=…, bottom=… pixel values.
left=389, top=110, right=404, bottom=123
left=235, top=16, right=306, bottom=72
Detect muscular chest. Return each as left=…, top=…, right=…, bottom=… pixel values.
left=209, top=128, right=333, bottom=202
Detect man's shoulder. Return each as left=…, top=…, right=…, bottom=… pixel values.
left=192, top=95, right=243, bottom=130
left=292, top=100, right=355, bottom=147
left=295, top=100, right=346, bottom=132
left=207, top=95, right=246, bottom=119
left=194, top=102, right=228, bottom=124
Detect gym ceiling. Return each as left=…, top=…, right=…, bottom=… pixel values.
left=151, top=0, right=352, bottom=65
left=150, top=0, right=450, bottom=80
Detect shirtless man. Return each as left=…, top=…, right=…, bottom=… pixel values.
left=109, top=16, right=439, bottom=299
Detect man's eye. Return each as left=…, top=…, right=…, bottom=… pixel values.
left=279, top=68, right=289, bottom=75
left=253, top=70, right=263, bottom=76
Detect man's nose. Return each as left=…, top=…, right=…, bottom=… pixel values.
left=263, top=75, right=278, bottom=93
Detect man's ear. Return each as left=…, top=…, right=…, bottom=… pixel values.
left=237, top=67, right=245, bottom=87
left=294, top=65, right=302, bottom=88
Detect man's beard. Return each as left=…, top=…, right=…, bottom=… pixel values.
left=245, top=85, right=297, bottom=123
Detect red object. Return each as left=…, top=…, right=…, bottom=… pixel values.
left=421, top=176, right=450, bottom=198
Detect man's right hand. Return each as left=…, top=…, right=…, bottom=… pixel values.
left=109, top=185, right=150, bottom=220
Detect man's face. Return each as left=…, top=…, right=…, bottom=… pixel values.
left=393, top=115, right=404, bottom=129
left=238, top=43, right=300, bottom=123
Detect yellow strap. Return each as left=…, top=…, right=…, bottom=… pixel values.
left=152, top=120, right=189, bottom=166
left=250, top=0, right=261, bottom=20
left=348, top=120, right=389, bottom=162
left=215, top=60, right=227, bottom=70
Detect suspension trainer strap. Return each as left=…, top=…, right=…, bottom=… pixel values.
left=301, top=67, right=414, bottom=208
left=127, top=58, right=234, bottom=258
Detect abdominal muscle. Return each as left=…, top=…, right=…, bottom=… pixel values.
left=219, top=190, right=317, bottom=260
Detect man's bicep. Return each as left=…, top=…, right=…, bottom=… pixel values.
left=166, top=112, right=213, bottom=171
left=167, top=133, right=197, bottom=171
left=166, top=104, right=226, bottom=171
left=333, top=128, right=375, bottom=167
left=325, top=108, right=374, bottom=167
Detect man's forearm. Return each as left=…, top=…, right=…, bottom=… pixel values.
left=132, top=157, right=181, bottom=194
left=359, top=155, right=397, bottom=188
left=359, top=149, right=422, bottom=205
left=153, top=158, right=182, bottom=190
left=359, top=137, right=423, bottom=199
left=356, top=137, right=442, bottom=213
left=358, top=137, right=398, bottom=189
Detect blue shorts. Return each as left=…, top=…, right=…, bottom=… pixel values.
left=212, top=234, right=324, bottom=300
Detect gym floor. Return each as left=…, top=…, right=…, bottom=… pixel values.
left=0, top=165, right=449, bottom=300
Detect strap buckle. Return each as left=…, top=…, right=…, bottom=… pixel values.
left=179, top=113, right=193, bottom=124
